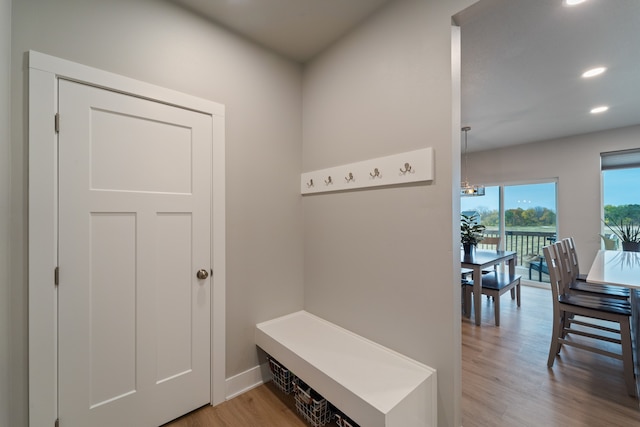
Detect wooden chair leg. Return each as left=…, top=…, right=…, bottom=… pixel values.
left=463, top=286, right=471, bottom=318
left=548, top=316, right=562, bottom=367
left=516, top=283, right=521, bottom=307
left=619, top=318, right=637, bottom=396
left=558, top=313, right=568, bottom=352
left=559, top=312, right=567, bottom=339
left=494, top=292, right=500, bottom=326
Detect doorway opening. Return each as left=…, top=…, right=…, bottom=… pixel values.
left=461, top=181, right=557, bottom=284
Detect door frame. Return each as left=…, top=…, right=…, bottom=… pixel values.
left=28, top=51, right=226, bottom=427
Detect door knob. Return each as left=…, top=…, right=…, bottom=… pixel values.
left=196, top=269, right=209, bottom=280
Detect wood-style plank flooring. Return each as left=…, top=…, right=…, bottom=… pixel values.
left=461, top=284, right=639, bottom=427
left=165, top=285, right=640, bottom=427
left=163, top=381, right=333, bottom=427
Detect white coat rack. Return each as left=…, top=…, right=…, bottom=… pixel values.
left=301, top=147, right=434, bottom=195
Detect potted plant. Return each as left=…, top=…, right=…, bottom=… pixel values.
left=461, top=213, right=486, bottom=255
left=604, top=218, right=640, bottom=252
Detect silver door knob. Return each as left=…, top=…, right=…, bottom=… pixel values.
left=196, top=269, right=209, bottom=280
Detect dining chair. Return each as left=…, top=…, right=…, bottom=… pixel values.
left=561, top=237, right=629, bottom=300
left=480, top=236, right=500, bottom=249
left=480, top=236, right=501, bottom=274
left=462, top=270, right=520, bottom=326
left=563, top=237, right=588, bottom=281
left=461, top=269, right=473, bottom=316
left=543, top=243, right=636, bottom=396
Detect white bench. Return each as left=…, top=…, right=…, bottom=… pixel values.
left=255, top=311, right=437, bottom=427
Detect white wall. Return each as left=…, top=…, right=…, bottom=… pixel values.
left=12, top=0, right=304, bottom=425
left=302, top=1, right=475, bottom=426
left=465, top=125, right=640, bottom=267
left=9, top=0, right=489, bottom=425
left=1, top=0, right=11, bottom=426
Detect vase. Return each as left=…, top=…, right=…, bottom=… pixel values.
left=621, top=241, right=640, bottom=252
left=463, top=244, right=475, bottom=255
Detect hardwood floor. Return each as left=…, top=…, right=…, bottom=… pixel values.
left=166, top=285, right=640, bottom=427
left=461, top=284, right=639, bottom=427
left=163, top=381, right=335, bottom=427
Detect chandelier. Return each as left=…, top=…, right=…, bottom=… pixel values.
left=460, top=126, right=485, bottom=197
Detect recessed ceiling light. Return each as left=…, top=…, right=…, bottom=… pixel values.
left=590, top=106, right=609, bottom=114
left=564, top=0, right=587, bottom=6
left=582, top=67, right=606, bottom=78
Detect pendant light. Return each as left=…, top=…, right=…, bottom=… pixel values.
left=460, top=126, right=485, bottom=197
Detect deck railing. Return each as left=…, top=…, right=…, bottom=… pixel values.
left=479, top=229, right=556, bottom=265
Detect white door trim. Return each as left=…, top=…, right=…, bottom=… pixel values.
left=28, top=50, right=226, bottom=427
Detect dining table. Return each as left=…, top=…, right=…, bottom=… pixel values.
left=586, top=249, right=640, bottom=393
left=461, top=249, right=517, bottom=326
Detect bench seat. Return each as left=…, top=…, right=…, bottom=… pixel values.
left=255, top=311, right=437, bottom=427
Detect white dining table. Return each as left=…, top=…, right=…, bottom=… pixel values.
left=587, top=249, right=640, bottom=394
left=586, top=250, right=640, bottom=290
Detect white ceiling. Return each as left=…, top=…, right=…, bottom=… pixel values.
left=171, top=0, right=640, bottom=152
left=457, top=0, right=640, bottom=151
left=172, top=0, right=393, bottom=62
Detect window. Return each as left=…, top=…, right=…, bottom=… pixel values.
left=461, top=182, right=557, bottom=281
left=601, top=149, right=640, bottom=249
left=461, top=185, right=499, bottom=235
left=504, top=183, right=557, bottom=266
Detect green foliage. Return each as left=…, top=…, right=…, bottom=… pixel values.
left=476, top=207, right=499, bottom=226
left=603, top=205, right=640, bottom=243
left=475, top=206, right=556, bottom=227
left=604, top=204, right=640, bottom=224
left=604, top=218, right=640, bottom=243
left=472, top=204, right=640, bottom=231
left=461, top=213, right=486, bottom=246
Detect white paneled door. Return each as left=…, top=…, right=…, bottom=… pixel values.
left=58, top=79, right=212, bottom=427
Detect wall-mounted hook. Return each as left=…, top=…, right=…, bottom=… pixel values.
left=301, top=147, right=432, bottom=194
left=400, top=162, right=412, bottom=174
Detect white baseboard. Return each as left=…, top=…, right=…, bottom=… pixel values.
left=225, top=362, right=272, bottom=400
left=521, top=279, right=550, bottom=289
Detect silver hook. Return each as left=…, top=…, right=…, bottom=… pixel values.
left=325, top=176, right=333, bottom=185
left=307, top=179, right=314, bottom=188
left=400, top=162, right=412, bottom=174
left=345, top=172, right=354, bottom=183
left=370, top=168, right=381, bottom=178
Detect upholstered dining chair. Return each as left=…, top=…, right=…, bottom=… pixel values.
left=543, top=242, right=636, bottom=396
